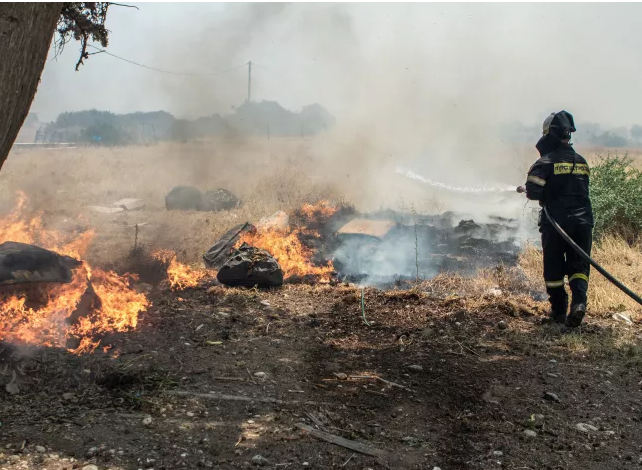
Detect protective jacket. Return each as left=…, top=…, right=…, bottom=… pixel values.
left=525, top=143, right=594, bottom=227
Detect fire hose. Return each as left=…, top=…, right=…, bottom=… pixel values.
left=542, top=205, right=642, bottom=306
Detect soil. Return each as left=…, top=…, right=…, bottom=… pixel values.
left=1, top=282, right=642, bottom=470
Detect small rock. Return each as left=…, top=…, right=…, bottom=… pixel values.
left=432, top=467, right=442, bottom=470
left=302, top=463, right=309, bottom=467
left=576, top=423, right=599, bottom=433
left=142, top=416, right=153, bottom=427
left=87, top=447, right=99, bottom=457
left=8, top=455, right=20, bottom=462
left=251, top=454, right=268, bottom=466
left=493, top=451, right=503, bottom=457
left=333, top=373, right=348, bottom=380
left=186, top=412, right=195, bottom=417
left=35, top=446, right=46, bottom=453
left=260, top=301, right=270, bottom=307
left=498, top=320, right=507, bottom=330
left=523, top=430, right=537, bottom=438
left=195, top=324, right=204, bottom=332
left=62, top=392, right=75, bottom=401
left=487, top=288, right=503, bottom=297
left=543, top=392, right=560, bottom=403
left=254, top=372, right=266, bottom=379
left=82, top=465, right=99, bottom=470
left=408, top=365, right=423, bottom=372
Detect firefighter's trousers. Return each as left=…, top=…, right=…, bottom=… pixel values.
left=540, top=223, right=593, bottom=314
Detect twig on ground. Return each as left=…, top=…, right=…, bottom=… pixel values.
left=306, top=411, right=328, bottom=431
left=347, top=375, right=413, bottom=392
left=342, top=453, right=356, bottom=466
left=296, top=423, right=391, bottom=460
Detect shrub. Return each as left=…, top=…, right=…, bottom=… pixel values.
left=590, top=154, right=642, bottom=242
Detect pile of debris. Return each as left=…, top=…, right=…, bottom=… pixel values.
left=0, top=241, right=101, bottom=350
left=199, top=204, right=529, bottom=289
left=201, top=211, right=295, bottom=288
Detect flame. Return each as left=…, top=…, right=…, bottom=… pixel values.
left=236, top=201, right=338, bottom=280
left=299, top=199, right=337, bottom=219
left=152, top=249, right=207, bottom=290
left=238, top=228, right=334, bottom=279
left=0, top=192, right=149, bottom=354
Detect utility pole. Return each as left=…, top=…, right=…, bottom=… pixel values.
left=247, top=60, right=252, bottom=103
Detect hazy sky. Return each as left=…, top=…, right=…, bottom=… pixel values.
left=32, top=2, right=642, bottom=129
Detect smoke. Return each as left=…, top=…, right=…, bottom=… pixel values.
left=30, top=3, right=642, bottom=225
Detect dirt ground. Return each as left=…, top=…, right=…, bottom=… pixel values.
left=2, top=279, right=641, bottom=470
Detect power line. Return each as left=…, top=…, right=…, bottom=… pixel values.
left=87, top=44, right=248, bottom=77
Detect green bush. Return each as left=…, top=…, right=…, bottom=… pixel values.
left=590, top=154, right=642, bottom=241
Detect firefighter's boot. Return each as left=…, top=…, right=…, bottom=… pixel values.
left=566, top=303, right=586, bottom=328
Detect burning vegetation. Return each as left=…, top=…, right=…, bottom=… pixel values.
left=152, top=249, right=208, bottom=290
left=0, top=192, right=526, bottom=356
left=0, top=193, right=149, bottom=354
left=236, top=203, right=337, bottom=281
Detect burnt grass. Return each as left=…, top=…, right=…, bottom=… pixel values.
left=1, top=282, right=642, bottom=470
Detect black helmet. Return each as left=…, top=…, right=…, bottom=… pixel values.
left=542, top=111, right=576, bottom=140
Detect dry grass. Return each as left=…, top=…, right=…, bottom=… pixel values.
left=2, top=137, right=642, bottom=322
left=519, top=236, right=642, bottom=318
left=2, top=138, right=341, bottom=265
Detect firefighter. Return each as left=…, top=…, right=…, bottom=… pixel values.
left=516, top=111, right=594, bottom=328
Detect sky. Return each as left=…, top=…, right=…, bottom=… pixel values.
left=32, top=2, right=642, bottom=129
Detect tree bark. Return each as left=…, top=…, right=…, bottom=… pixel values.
left=0, top=3, right=62, bottom=172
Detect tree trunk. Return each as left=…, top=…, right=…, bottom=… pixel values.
left=0, top=3, right=62, bottom=172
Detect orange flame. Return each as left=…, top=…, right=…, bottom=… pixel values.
left=0, top=192, right=149, bottom=354
left=152, top=249, right=207, bottom=290
left=299, top=200, right=337, bottom=219
left=236, top=201, right=338, bottom=280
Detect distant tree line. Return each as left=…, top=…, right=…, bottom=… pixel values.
left=34, top=101, right=335, bottom=146
left=500, top=121, right=642, bottom=148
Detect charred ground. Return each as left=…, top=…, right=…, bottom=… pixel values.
left=1, top=279, right=641, bottom=470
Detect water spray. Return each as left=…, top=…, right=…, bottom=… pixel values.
left=395, top=166, right=516, bottom=194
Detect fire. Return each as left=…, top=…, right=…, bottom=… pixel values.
left=299, top=199, right=337, bottom=219
left=237, top=201, right=338, bottom=280
left=152, top=249, right=207, bottom=290
left=239, top=228, right=334, bottom=279
left=0, top=191, right=93, bottom=259
left=0, top=192, right=149, bottom=354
